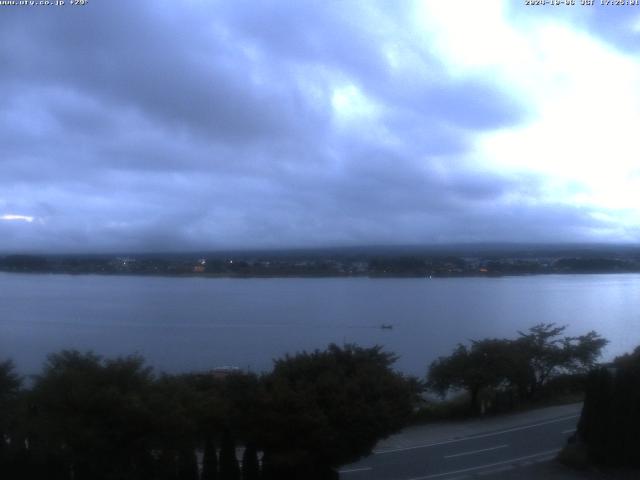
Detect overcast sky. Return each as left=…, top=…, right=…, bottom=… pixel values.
left=1, top=1, right=639, bottom=253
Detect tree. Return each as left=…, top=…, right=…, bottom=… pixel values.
left=28, top=351, right=157, bottom=480
left=219, top=429, right=240, bottom=480
left=257, top=344, right=419, bottom=478
left=177, top=447, right=198, bottom=480
left=516, top=324, right=607, bottom=398
left=148, top=374, right=200, bottom=470
left=0, top=359, right=21, bottom=470
left=241, top=443, right=260, bottom=480
left=609, top=347, right=640, bottom=466
left=201, top=435, right=218, bottom=480
left=577, top=346, right=640, bottom=467
left=427, top=339, right=514, bottom=413
left=0, top=359, right=21, bottom=430
left=427, top=325, right=608, bottom=411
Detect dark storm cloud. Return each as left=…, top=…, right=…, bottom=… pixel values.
left=1, top=10, right=310, bottom=143
left=0, top=0, right=615, bottom=252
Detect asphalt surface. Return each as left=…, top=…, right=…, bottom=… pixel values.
left=339, top=404, right=582, bottom=480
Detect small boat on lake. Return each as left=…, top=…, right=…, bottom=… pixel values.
left=380, top=324, right=393, bottom=330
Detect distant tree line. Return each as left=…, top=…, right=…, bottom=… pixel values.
left=2, top=253, right=640, bottom=277
left=0, top=345, right=419, bottom=480
left=426, top=324, right=608, bottom=415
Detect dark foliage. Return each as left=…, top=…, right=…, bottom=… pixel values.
left=0, top=359, right=21, bottom=433
left=219, top=430, right=240, bottom=480
left=241, top=443, right=260, bottom=480
left=177, top=447, right=198, bottom=480
left=258, top=343, right=419, bottom=476
left=0, top=255, right=50, bottom=272
left=554, top=257, right=630, bottom=273
left=201, top=436, right=218, bottom=480
left=427, top=324, right=607, bottom=413
left=0, top=360, right=22, bottom=477
left=27, top=351, right=157, bottom=480
left=0, top=344, right=419, bottom=479
left=578, top=346, right=640, bottom=467
left=428, top=339, right=514, bottom=413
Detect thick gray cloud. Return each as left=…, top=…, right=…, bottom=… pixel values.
left=0, top=0, right=628, bottom=253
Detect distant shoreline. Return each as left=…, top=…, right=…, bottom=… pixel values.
left=2, top=269, right=639, bottom=279
left=2, top=251, right=639, bottom=279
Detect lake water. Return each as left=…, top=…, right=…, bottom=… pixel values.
left=1, top=273, right=639, bottom=377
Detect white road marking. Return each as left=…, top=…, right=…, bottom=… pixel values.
left=338, top=466, right=373, bottom=474
left=405, top=449, right=561, bottom=480
left=477, top=465, right=515, bottom=476
left=532, top=454, right=557, bottom=463
left=374, top=414, right=579, bottom=454
left=444, top=444, right=508, bottom=459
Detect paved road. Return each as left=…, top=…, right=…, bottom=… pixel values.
left=339, top=404, right=582, bottom=480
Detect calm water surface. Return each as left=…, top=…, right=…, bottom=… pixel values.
left=1, top=273, right=639, bottom=376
